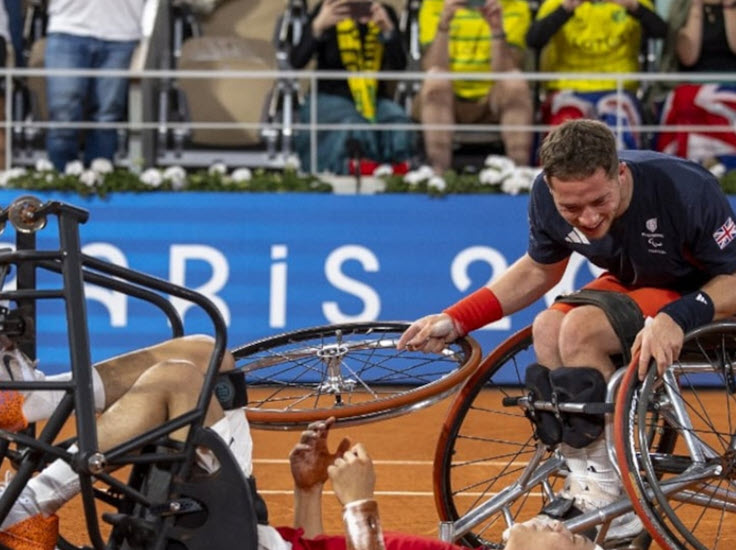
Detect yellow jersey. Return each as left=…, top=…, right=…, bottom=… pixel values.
left=536, top=0, right=652, bottom=92
left=419, top=0, right=531, bottom=100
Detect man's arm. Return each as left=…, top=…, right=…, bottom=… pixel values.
left=635, top=271, right=736, bottom=380
left=398, top=254, right=569, bottom=352
left=289, top=417, right=351, bottom=538
left=482, top=0, right=524, bottom=72
left=420, top=0, right=467, bottom=70
left=328, top=443, right=385, bottom=550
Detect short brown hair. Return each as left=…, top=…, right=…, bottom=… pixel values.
left=539, top=119, right=619, bottom=183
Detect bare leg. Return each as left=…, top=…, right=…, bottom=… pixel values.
left=98, top=359, right=224, bottom=448
left=419, top=69, right=455, bottom=174
left=491, top=73, right=533, bottom=166
left=557, top=306, right=620, bottom=378
left=532, top=309, right=565, bottom=367
left=94, top=334, right=234, bottom=410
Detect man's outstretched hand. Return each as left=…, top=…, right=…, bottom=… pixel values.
left=289, top=416, right=351, bottom=490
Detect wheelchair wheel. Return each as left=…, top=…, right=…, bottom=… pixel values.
left=615, top=320, right=736, bottom=550
left=433, top=326, right=561, bottom=548
left=232, top=322, right=481, bottom=429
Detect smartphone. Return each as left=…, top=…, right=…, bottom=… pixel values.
left=466, top=0, right=485, bottom=8
left=346, top=1, right=372, bottom=19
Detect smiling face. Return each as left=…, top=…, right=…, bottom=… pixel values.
left=547, top=162, right=631, bottom=241
left=505, top=521, right=596, bottom=550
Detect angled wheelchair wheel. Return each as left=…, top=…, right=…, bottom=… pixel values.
left=616, top=320, right=736, bottom=550
left=232, top=322, right=481, bottom=429
left=433, top=326, right=563, bottom=548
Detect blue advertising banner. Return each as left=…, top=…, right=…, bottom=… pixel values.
left=1, top=190, right=734, bottom=382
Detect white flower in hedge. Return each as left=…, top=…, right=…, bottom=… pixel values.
left=479, top=167, right=504, bottom=186
left=140, top=168, right=164, bottom=188
left=163, top=166, right=187, bottom=190
left=90, top=158, right=114, bottom=175
left=404, top=165, right=434, bottom=185
left=709, top=162, right=727, bottom=179
left=372, top=164, right=393, bottom=177
left=0, top=168, right=28, bottom=187
left=79, top=170, right=100, bottom=188
left=428, top=174, right=447, bottom=192
left=208, top=162, right=227, bottom=176
left=231, top=168, right=252, bottom=182
left=483, top=154, right=515, bottom=181
left=34, top=158, right=54, bottom=172
left=284, top=154, right=301, bottom=171
left=64, top=160, right=84, bottom=176
left=501, top=168, right=538, bottom=196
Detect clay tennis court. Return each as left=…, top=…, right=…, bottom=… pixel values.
left=48, top=385, right=732, bottom=549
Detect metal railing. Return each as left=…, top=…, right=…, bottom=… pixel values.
left=4, top=66, right=736, bottom=172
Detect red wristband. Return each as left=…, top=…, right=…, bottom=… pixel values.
left=443, top=287, right=503, bottom=335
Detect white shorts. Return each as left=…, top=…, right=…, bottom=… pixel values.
left=196, top=408, right=253, bottom=477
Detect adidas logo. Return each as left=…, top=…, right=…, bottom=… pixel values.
left=696, top=293, right=708, bottom=305
left=565, top=228, right=590, bottom=245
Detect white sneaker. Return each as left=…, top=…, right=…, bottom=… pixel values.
left=561, top=474, right=643, bottom=542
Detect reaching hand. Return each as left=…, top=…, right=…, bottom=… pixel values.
left=313, top=0, right=352, bottom=37
left=561, top=0, right=584, bottom=12
left=328, top=442, right=376, bottom=505
left=369, top=2, right=394, bottom=32
left=289, top=417, right=352, bottom=490
left=632, top=314, right=684, bottom=381
left=479, top=0, right=504, bottom=34
left=439, top=0, right=469, bottom=28
left=397, top=313, right=460, bottom=353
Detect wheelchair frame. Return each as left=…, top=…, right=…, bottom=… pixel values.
left=432, top=322, right=736, bottom=550
left=0, top=196, right=237, bottom=550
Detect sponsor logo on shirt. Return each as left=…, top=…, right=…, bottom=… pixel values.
left=642, top=219, right=665, bottom=255
left=713, top=216, right=736, bottom=250
left=565, top=228, right=590, bottom=245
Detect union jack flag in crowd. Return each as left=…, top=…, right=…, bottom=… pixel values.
left=713, top=216, right=736, bottom=250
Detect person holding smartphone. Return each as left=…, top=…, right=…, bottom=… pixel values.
left=290, top=0, right=415, bottom=174
left=526, top=0, right=667, bottom=151
left=417, top=0, right=534, bottom=175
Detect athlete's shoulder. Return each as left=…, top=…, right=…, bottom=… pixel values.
left=621, top=150, right=719, bottom=192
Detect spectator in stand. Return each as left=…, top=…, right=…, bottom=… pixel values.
left=44, top=0, right=146, bottom=171
left=654, top=0, right=736, bottom=165
left=527, top=0, right=667, bottom=150
left=4, top=0, right=22, bottom=68
left=290, top=0, right=414, bottom=175
left=418, top=0, right=534, bottom=173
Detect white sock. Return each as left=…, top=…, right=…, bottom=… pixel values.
left=26, top=445, right=80, bottom=517
left=24, top=368, right=106, bottom=423
left=0, top=475, right=43, bottom=529
left=583, top=437, right=621, bottom=496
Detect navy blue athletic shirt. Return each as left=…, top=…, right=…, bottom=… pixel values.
left=528, top=150, right=736, bottom=293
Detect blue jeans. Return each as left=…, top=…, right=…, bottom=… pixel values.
left=296, top=93, right=415, bottom=174
left=45, top=33, right=138, bottom=170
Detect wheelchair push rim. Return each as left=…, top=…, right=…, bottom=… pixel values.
left=615, top=320, right=736, bottom=550
left=232, top=322, right=482, bottom=429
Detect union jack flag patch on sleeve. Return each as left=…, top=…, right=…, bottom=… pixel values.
left=713, top=216, right=736, bottom=250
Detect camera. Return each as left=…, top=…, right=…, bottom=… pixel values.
left=346, top=1, right=372, bottom=18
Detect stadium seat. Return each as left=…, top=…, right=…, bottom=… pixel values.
left=156, top=0, right=301, bottom=169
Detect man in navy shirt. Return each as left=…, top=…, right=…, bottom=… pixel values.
left=398, top=119, right=736, bottom=542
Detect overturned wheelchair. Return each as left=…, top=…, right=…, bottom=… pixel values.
left=0, top=195, right=482, bottom=550
left=432, top=320, right=736, bottom=550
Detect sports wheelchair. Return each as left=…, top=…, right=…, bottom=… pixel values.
left=0, top=195, right=482, bottom=550
left=431, top=320, right=736, bottom=550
